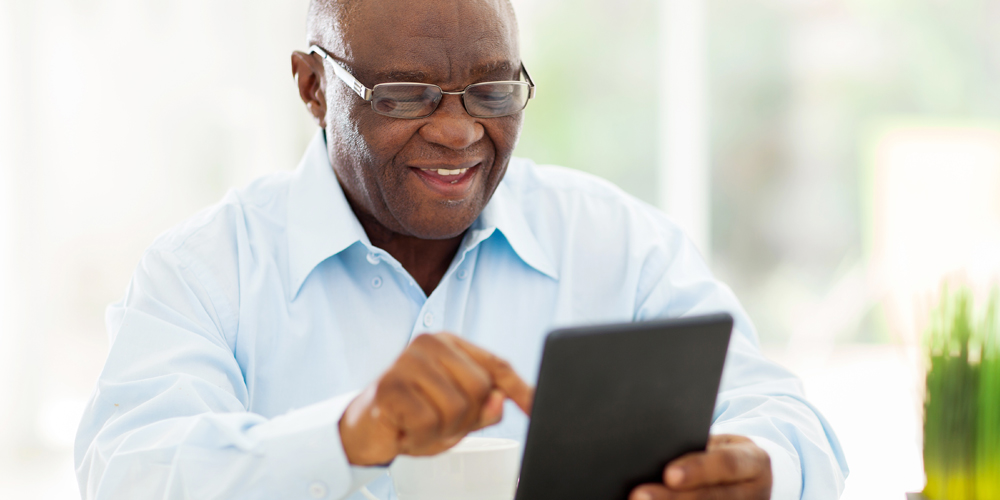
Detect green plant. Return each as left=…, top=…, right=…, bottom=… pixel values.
left=923, top=285, right=1000, bottom=500
left=978, top=291, right=1000, bottom=500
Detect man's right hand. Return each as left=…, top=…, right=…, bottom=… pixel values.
left=338, top=333, right=534, bottom=466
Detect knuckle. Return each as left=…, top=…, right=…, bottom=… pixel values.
left=442, top=395, right=470, bottom=425
left=469, top=373, right=492, bottom=398
left=720, top=451, right=742, bottom=476
left=411, top=333, right=437, bottom=348
left=409, top=405, right=439, bottom=434
left=706, top=434, right=725, bottom=449
left=437, top=332, right=459, bottom=342
left=492, top=356, right=513, bottom=373
left=689, top=454, right=708, bottom=473
left=376, top=374, right=407, bottom=396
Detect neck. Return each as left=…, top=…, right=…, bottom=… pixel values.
left=354, top=211, right=465, bottom=297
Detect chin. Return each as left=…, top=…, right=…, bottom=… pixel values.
left=407, top=221, right=477, bottom=240
left=404, top=204, right=482, bottom=240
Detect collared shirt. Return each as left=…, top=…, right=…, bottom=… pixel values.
left=75, top=132, right=847, bottom=500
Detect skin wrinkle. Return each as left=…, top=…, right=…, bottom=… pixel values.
left=307, top=0, right=516, bottom=78
left=367, top=61, right=514, bottom=86
left=293, top=3, right=775, bottom=497
left=297, top=0, right=521, bottom=295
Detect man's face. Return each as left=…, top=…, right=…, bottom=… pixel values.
left=320, top=0, right=522, bottom=240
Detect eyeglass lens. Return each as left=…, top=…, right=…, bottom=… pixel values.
left=370, top=82, right=530, bottom=119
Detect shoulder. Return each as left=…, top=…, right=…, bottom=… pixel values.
left=500, top=157, right=685, bottom=247
left=124, top=170, right=294, bottom=337
left=497, top=158, right=710, bottom=320
left=503, top=157, right=633, bottom=200
left=147, top=170, right=294, bottom=259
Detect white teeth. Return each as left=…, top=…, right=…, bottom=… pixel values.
left=424, top=168, right=469, bottom=176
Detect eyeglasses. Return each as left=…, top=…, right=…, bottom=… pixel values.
left=308, top=45, right=536, bottom=119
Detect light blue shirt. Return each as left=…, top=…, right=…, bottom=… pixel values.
left=76, top=132, right=847, bottom=500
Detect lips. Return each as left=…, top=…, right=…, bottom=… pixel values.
left=418, top=166, right=473, bottom=178
left=408, top=162, right=482, bottom=197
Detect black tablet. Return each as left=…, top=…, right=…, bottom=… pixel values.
left=515, top=313, right=734, bottom=500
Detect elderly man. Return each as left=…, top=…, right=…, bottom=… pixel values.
left=75, top=0, right=847, bottom=499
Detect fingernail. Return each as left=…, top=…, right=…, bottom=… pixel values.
left=666, top=467, right=684, bottom=486
left=633, top=492, right=652, bottom=500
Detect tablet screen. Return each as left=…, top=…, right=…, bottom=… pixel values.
left=515, top=313, right=733, bottom=500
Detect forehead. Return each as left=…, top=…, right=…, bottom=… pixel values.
left=341, top=0, right=517, bottom=77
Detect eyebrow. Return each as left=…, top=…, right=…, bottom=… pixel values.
left=372, top=70, right=429, bottom=83
left=368, top=60, right=517, bottom=84
left=470, top=60, right=515, bottom=78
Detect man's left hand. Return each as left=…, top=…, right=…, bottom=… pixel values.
left=629, top=434, right=772, bottom=500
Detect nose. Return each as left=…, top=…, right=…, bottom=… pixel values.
left=418, top=94, right=485, bottom=150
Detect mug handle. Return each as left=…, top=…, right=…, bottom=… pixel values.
left=359, top=486, right=380, bottom=500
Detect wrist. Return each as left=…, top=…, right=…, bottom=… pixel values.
left=339, top=387, right=397, bottom=466
left=746, top=436, right=800, bottom=500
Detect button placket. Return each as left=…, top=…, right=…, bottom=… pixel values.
left=440, top=244, right=481, bottom=334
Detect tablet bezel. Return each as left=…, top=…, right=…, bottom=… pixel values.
left=514, top=313, right=734, bottom=500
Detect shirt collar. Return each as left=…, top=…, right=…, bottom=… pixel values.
left=287, top=131, right=369, bottom=297
left=468, top=179, right=559, bottom=280
left=287, top=131, right=558, bottom=298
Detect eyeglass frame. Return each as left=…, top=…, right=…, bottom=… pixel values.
left=307, top=44, right=536, bottom=119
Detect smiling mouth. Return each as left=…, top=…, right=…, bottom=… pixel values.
left=409, top=163, right=482, bottom=195
left=418, top=166, right=472, bottom=183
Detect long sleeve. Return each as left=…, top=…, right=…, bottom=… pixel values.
left=74, top=247, right=361, bottom=500
left=75, top=149, right=849, bottom=499
left=635, top=229, right=849, bottom=499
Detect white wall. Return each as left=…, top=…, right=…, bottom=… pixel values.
left=0, top=0, right=314, bottom=462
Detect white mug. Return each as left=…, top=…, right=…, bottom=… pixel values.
left=381, top=437, right=521, bottom=500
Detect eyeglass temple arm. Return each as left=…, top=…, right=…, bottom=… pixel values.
left=308, top=45, right=374, bottom=101
left=521, top=63, right=536, bottom=99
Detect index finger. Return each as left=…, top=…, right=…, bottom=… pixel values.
left=663, top=442, right=769, bottom=489
left=442, top=335, right=534, bottom=415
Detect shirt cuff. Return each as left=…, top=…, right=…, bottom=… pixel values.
left=246, top=390, right=361, bottom=500
left=350, top=465, right=389, bottom=494
left=747, top=436, right=802, bottom=500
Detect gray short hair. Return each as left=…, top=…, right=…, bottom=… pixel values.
left=306, top=0, right=518, bottom=51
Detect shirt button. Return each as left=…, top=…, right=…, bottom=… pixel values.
left=366, top=252, right=380, bottom=265
left=371, top=276, right=383, bottom=288
left=457, top=269, right=468, bottom=280
left=308, top=481, right=328, bottom=498
left=423, top=312, right=434, bottom=327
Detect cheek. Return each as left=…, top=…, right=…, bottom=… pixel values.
left=510, top=115, right=524, bottom=150
left=327, top=101, right=426, bottom=205
left=327, top=98, right=413, bottom=177
left=327, top=91, right=377, bottom=166
left=355, top=115, right=421, bottom=163
left=486, top=115, right=523, bottom=159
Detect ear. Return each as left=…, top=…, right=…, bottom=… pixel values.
left=291, top=51, right=328, bottom=128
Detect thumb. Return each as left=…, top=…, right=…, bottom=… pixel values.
left=473, top=389, right=506, bottom=429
